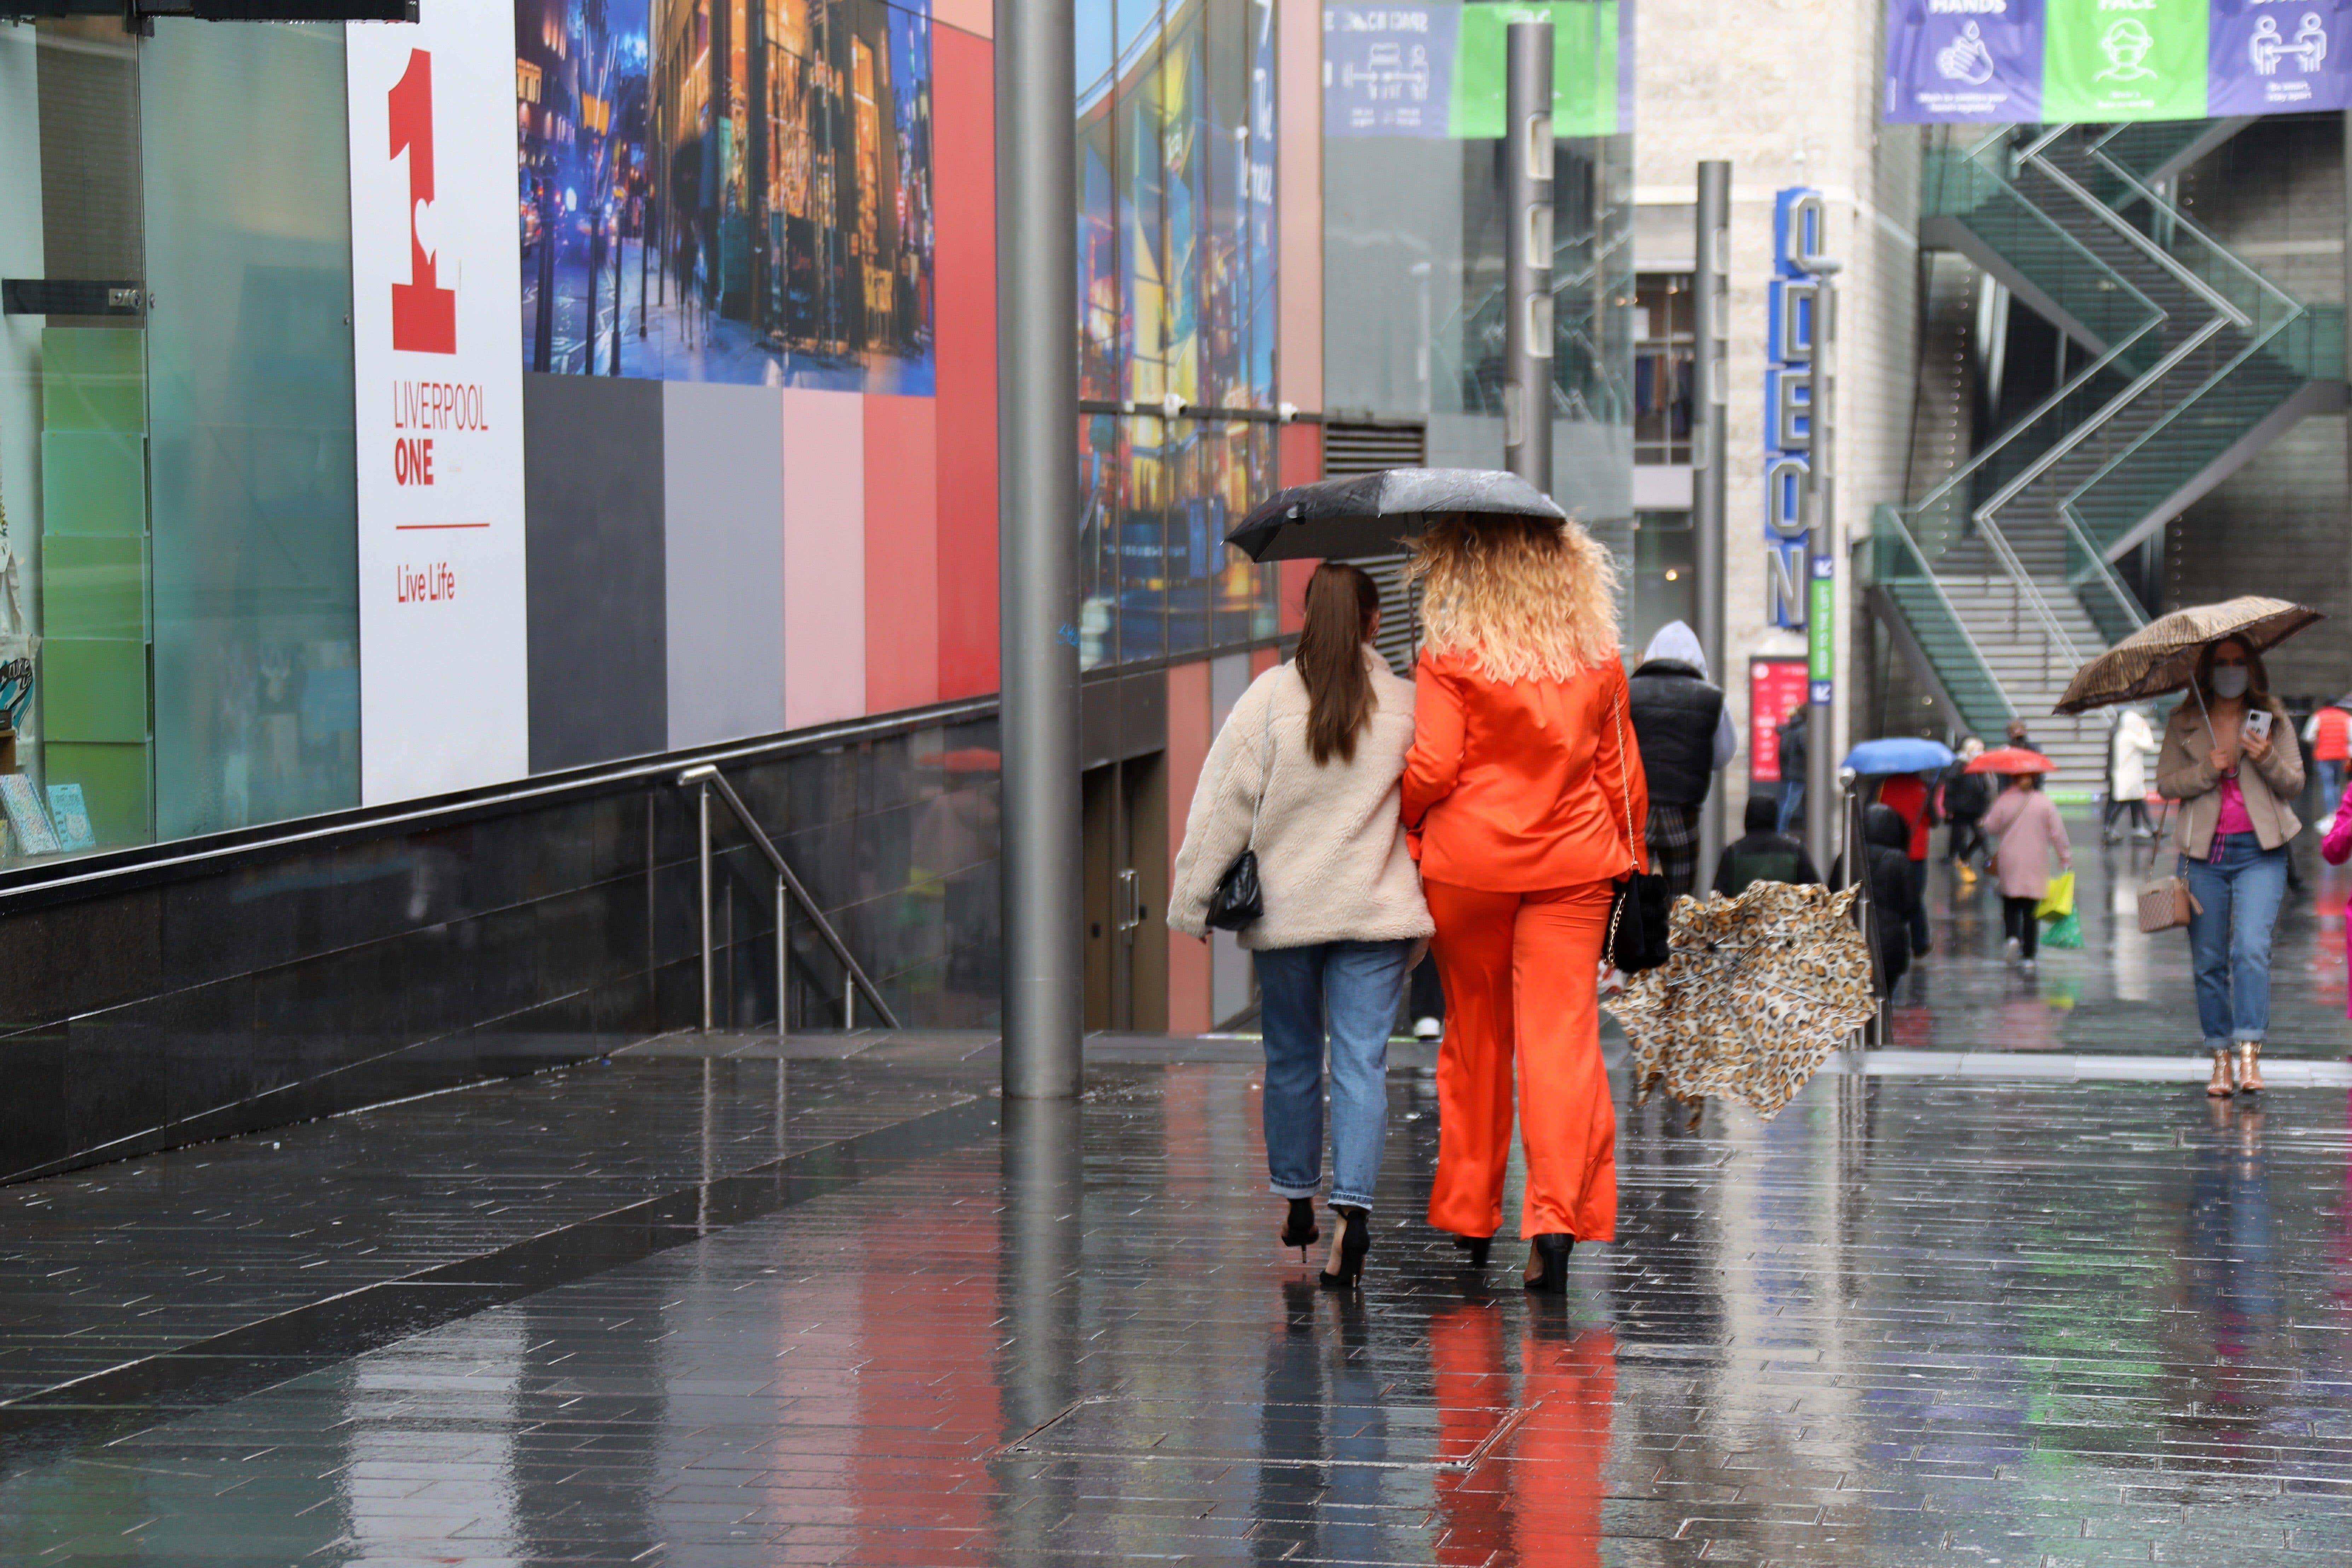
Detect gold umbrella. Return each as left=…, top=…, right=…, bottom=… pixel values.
left=1604, top=881, right=1877, bottom=1124
left=2053, top=596, right=2322, bottom=714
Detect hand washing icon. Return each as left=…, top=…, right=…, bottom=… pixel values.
left=2250, top=14, right=2329, bottom=77
left=1935, top=21, right=1996, bottom=86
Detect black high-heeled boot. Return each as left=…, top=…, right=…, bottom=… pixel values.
left=1451, top=1233, right=1493, bottom=1269
left=1280, top=1197, right=1320, bottom=1256
left=1523, top=1233, right=1572, bottom=1294
left=1320, top=1205, right=1370, bottom=1290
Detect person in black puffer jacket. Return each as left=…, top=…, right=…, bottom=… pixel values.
left=1835, top=803, right=1921, bottom=999
left=1627, top=621, right=1734, bottom=897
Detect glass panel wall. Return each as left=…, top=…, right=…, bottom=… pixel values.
left=1322, top=0, right=1633, bottom=528
left=1075, top=0, right=1281, bottom=676
left=0, top=16, right=360, bottom=865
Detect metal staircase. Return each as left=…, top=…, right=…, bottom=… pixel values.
left=1870, top=123, right=2344, bottom=791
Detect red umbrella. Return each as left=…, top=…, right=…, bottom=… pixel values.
left=1965, top=746, right=2056, bottom=776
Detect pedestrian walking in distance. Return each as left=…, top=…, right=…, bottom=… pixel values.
left=1851, top=804, right=1922, bottom=997
left=1627, top=620, right=1735, bottom=899
left=1941, top=736, right=1992, bottom=881
left=1169, top=562, right=1432, bottom=1290
left=1873, top=771, right=1937, bottom=957
left=2302, top=698, right=2350, bottom=821
left=1982, top=766, right=2070, bottom=975
left=2156, top=637, right=2301, bottom=1097
left=1774, top=706, right=1808, bottom=832
left=2105, top=706, right=2159, bottom=843
left=1401, top=512, right=1645, bottom=1294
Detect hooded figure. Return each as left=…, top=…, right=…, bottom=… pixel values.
left=1627, top=621, right=1736, bottom=897
left=1713, top=792, right=1822, bottom=898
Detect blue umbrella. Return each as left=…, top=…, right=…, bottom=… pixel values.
left=1843, top=736, right=1955, bottom=775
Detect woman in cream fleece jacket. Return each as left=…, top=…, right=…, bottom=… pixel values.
left=1170, top=563, right=1433, bottom=1288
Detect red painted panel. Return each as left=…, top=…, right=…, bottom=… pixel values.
left=1251, top=646, right=1278, bottom=678
left=1165, top=659, right=1214, bottom=1034
left=933, top=27, right=1000, bottom=700
left=865, top=394, right=941, bottom=713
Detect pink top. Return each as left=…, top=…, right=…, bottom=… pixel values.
left=2214, top=774, right=2255, bottom=837
left=2322, top=776, right=2352, bottom=866
left=1980, top=786, right=2073, bottom=901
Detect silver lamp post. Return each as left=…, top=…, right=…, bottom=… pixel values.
left=1502, top=20, right=1553, bottom=492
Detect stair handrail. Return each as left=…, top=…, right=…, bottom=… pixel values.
left=2081, top=139, right=2303, bottom=324
left=2058, top=499, right=2149, bottom=634
left=678, top=762, right=902, bottom=1032
left=1870, top=504, right=2018, bottom=723
left=2005, top=133, right=2250, bottom=330
left=1967, top=511, right=2087, bottom=669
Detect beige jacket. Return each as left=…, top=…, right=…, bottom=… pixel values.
left=1169, top=650, right=1435, bottom=951
left=2154, top=693, right=2303, bottom=855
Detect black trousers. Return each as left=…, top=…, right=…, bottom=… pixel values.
left=1408, top=953, right=1445, bottom=1022
left=2103, top=797, right=2151, bottom=834
left=1947, top=815, right=1987, bottom=865
left=2002, top=895, right=2039, bottom=960
left=1906, top=857, right=1931, bottom=954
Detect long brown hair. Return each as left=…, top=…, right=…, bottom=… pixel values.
left=1296, top=562, right=1380, bottom=765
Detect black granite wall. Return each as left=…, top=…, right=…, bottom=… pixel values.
left=0, top=703, right=1000, bottom=1184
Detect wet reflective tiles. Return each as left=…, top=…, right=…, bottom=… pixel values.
left=4, top=1064, right=2351, bottom=1565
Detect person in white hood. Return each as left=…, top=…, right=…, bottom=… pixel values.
left=1624, top=621, right=1739, bottom=896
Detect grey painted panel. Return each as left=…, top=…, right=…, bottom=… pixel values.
left=662, top=382, right=787, bottom=750
left=525, top=374, right=667, bottom=772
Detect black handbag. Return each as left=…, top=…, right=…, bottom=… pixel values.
left=1204, top=696, right=1275, bottom=933
left=1605, top=687, right=1674, bottom=972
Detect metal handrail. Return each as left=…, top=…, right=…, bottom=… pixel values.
left=2009, top=135, right=2250, bottom=329
left=1969, top=513, right=2085, bottom=669
left=1871, top=504, right=2018, bottom=723
left=2059, top=501, right=2149, bottom=633
left=678, top=763, right=901, bottom=1033
left=2083, top=141, right=2302, bottom=321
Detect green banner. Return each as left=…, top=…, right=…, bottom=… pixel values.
left=1808, top=574, right=1834, bottom=683
left=1449, top=2, right=1621, bottom=138
left=2040, top=0, right=2209, bottom=122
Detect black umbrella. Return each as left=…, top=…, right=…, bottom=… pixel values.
left=1223, top=467, right=1566, bottom=562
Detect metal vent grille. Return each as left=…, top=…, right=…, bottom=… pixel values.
left=1321, top=420, right=1429, bottom=677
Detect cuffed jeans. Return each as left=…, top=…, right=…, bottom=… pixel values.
left=1255, top=939, right=1414, bottom=1211
left=2182, top=832, right=2289, bottom=1049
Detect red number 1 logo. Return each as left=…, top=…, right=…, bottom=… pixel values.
left=388, top=48, right=457, bottom=355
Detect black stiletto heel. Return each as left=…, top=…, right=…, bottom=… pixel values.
left=1319, top=1205, right=1369, bottom=1290
left=1451, top=1233, right=1493, bottom=1269
left=1280, top=1197, right=1320, bottom=1257
left=1523, top=1233, right=1572, bottom=1294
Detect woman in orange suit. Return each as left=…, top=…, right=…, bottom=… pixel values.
left=1402, top=512, right=1645, bottom=1293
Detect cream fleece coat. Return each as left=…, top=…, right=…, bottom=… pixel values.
left=1168, top=650, right=1435, bottom=950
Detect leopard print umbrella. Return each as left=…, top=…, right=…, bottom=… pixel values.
left=1604, top=880, right=1878, bottom=1122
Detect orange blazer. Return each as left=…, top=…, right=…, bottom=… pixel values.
left=1402, top=650, right=1650, bottom=892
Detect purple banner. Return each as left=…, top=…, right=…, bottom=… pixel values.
left=1325, top=4, right=1459, bottom=137
left=2209, top=0, right=2352, bottom=114
left=1884, top=0, right=2044, bottom=123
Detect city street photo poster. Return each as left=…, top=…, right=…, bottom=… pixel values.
left=515, top=0, right=936, bottom=391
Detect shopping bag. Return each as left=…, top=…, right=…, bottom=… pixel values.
left=2041, top=909, right=2084, bottom=949
left=2035, top=870, right=2075, bottom=922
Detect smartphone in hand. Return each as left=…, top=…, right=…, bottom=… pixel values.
left=2244, top=708, right=2273, bottom=741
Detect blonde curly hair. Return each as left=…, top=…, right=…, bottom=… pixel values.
left=1404, top=512, right=1621, bottom=683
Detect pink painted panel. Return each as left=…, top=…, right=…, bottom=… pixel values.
left=932, top=0, right=991, bottom=38
left=1278, top=0, right=1322, bottom=411
left=783, top=388, right=867, bottom=730
left=1166, top=659, right=1215, bottom=1034
left=864, top=394, right=942, bottom=714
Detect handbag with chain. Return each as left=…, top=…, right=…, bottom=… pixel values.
left=1205, top=689, right=1276, bottom=931
left=1604, top=684, right=1673, bottom=972
left=2136, top=801, right=2200, bottom=933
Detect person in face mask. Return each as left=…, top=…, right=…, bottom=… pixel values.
left=2156, top=637, right=2303, bottom=1099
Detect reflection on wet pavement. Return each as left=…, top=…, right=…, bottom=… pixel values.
left=3, top=1052, right=2348, bottom=1565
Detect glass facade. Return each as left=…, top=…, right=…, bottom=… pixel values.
left=1321, top=0, right=1633, bottom=530
left=0, top=18, right=360, bottom=861
left=1074, top=0, right=1282, bottom=675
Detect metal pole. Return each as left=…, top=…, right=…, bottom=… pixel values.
left=697, top=782, right=714, bottom=1033
left=1503, top=21, right=1554, bottom=492
left=775, top=875, right=788, bottom=1039
left=1692, top=160, right=1731, bottom=880
left=997, top=0, right=1083, bottom=1099
left=1804, top=269, right=1842, bottom=866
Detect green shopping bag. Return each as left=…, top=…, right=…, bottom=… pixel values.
left=2035, top=870, right=2075, bottom=921
left=2041, top=909, right=2083, bottom=949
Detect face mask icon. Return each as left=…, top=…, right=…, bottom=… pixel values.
left=2097, top=18, right=2157, bottom=83
left=1935, top=21, right=1996, bottom=85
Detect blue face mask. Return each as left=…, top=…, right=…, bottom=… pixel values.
left=2211, top=666, right=2250, bottom=700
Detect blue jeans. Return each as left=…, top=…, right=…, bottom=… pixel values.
left=1254, top=939, right=1413, bottom=1211
left=1777, top=778, right=1805, bottom=833
left=2182, top=832, right=2289, bottom=1048
left=2321, top=759, right=2343, bottom=816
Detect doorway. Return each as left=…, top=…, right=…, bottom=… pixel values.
left=1081, top=752, right=1168, bottom=1032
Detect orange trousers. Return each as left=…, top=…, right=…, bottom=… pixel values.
left=1423, top=878, right=1618, bottom=1242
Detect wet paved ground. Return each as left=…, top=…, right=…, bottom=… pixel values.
left=1, top=816, right=2350, bottom=1564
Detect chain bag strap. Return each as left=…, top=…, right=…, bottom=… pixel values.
left=1604, top=678, right=1673, bottom=972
